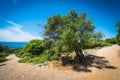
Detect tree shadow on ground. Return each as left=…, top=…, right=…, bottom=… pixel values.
left=0, top=63, right=6, bottom=66
left=62, top=54, right=117, bottom=72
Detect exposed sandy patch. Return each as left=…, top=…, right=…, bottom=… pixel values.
left=0, top=45, right=120, bottom=80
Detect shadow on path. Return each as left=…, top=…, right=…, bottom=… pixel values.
left=73, top=54, right=117, bottom=72
left=62, top=54, right=117, bottom=72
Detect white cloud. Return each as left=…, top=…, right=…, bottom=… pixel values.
left=0, top=21, right=42, bottom=42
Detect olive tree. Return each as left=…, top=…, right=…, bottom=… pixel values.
left=44, top=9, right=102, bottom=64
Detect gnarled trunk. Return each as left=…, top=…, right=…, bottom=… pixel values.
left=75, top=48, right=84, bottom=65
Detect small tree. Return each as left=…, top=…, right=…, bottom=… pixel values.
left=44, top=9, right=102, bottom=64
left=115, top=21, right=120, bottom=45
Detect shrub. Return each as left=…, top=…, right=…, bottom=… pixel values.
left=22, top=39, right=44, bottom=55
left=49, top=53, right=58, bottom=60
left=105, top=38, right=116, bottom=44
left=86, top=40, right=111, bottom=49
left=0, top=44, right=9, bottom=54
left=0, top=58, right=6, bottom=62
left=0, top=52, right=8, bottom=62
left=19, top=55, right=32, bottom=63
left=15, top=49, right=25, bottom=57
left=116, top=34, right=120, bottom=45
left=0, top=52, right=8, bottom=57
left=21, top=53, right=33, bottom=58
left=16, top=39, right=62, bottom=63
left=30, top=57, right=40, bottom=63
left=37, top=50, right=50, bottom=63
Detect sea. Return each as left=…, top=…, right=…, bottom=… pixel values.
left=0, top=42, right=27, bottom=49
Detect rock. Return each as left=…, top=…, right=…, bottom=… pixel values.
left=45, top=66, right=49, bottom=68
left=41, top=66, right=45, bottom=68
left=38, top=64, right=42, bottom=67
left=49, top=66, right=53, bottom=68
left=43, top=61, right=49, bottom=65
left=35, top=64, right=40, bottom=67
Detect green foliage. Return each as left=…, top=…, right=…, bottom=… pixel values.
left=0, top=52, right=8, bottom=62
left=87, top=40, right=111, bottom=49
left=16, top=39, right=51, bottom=63
left=44, top=9, right=103, bottom=57
left=115, top=21, right=120, bottom=45
left=0, top=44, right=9, bottom=54
left=19, top=56, right=32, bottom=63
left=0, top=58, right=6, bottom=62
left=19, top=51, right=49, bottom=63
left=15, top=49, right=25, bottom=57
left=0, top=44, right=10, bottom=62
left=105, top=38, right=116, bottom=44
left=37, top=53, right=49, bottom=63
left=22, top=39, right=44, bottom=55
left=9, top=48, right=18, bottom=54
left=116, top=34, right=120, bottom=45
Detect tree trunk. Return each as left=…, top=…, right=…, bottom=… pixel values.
left=75, top=48, right=84, bottom=65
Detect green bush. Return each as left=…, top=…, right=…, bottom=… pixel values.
left=0, top=52, right=8, bottom=57
left=30, top=57, right=40, bottom=63
left=38, top=53, right=49, bottom=63
left=49, top=53, right=58, bottom=60
left=0, top=52, right=8, bottom=62
left=9, top=48, right=18, bottom=54
left=19, top=56, right=31, bottom=63
left=15, top=49, right=25, bottom=57
left=21, top=53, right=33, bottom=58
left=105, top=38, right=116, bottom=44
left=86, top=40, right=111, bottom=49
left=0, top=58, right=6, bottom=62
left=0, top=44, right=10, bottom=62
left=22, top=39, right=44, bottom=56
left=18, top=50, right=50, bottom=63
left=16, top=39, right=62, bottom=63
left=116, top=34, right=120, bottom=45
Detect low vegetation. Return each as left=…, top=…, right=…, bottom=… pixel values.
left=0, top=44, right=9, bottom=62
left=116, top=21, right=120, bottom=45
left=15, top=39, right=57, bottom=63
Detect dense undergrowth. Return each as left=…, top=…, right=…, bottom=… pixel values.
left=14, top=39, right=58, bottom=63
left=14, top=37, right=116, bottom=64
left=0, top=44, right=10, bottom=62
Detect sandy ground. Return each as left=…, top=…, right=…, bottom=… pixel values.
left=0, top=45, right=120, bottom=80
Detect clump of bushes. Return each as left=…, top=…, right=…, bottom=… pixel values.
left=0, top=44, right=10, bottom=62
left=105, top=38, right=116, bottom=44
left=85, top=40, right=110, bottom=49
left=15, top=38, right=117, bottom=64
left=86, top=37, right=117, bottom=49
left=15, top=39, right=57, bottom=63
left=22, top=39, right=44, bottom=55
left=18, top=51, right=50, bottom=63
left=0, top=52, right=8, bottom=62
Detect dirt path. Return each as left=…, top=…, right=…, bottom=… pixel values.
left=0, top=45, right=120, bottom=80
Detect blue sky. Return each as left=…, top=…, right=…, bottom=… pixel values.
left=0, top=0, right=120, bottom=42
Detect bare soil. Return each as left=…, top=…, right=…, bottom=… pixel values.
left=0, top=45, right=120, bottom=80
